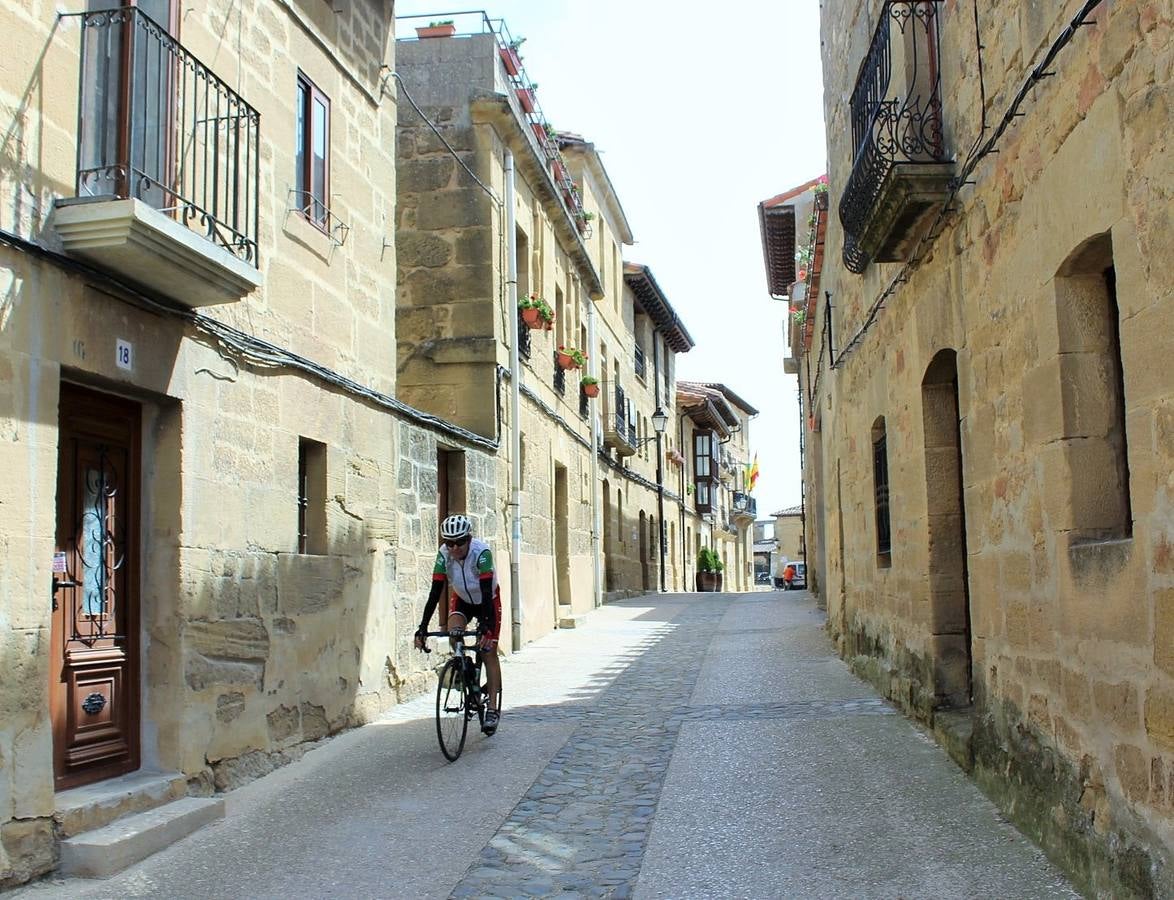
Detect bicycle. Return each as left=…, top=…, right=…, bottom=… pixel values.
left=422, top=628, right=503, bottom=761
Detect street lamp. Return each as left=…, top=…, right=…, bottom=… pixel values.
left=633, top=407, right=669, bottom=447
left=651, top=406, right=668, bottom=435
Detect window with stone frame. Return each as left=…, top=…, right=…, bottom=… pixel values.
left=1054, top=233, right=1132, bottom=542
left=297, top=437, right=327, bottom=554
left=872, top=417, right=891, bottom=566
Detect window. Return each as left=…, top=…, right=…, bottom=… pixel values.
left=694, top=431, right=715, bottom=512
left=1055, top=234, right=1132, bottom=541
left=872, top=418, right=891, bottom=565
left=296, top=73, right=330, bottom=225
left=297, top=438, right=327, bottom=554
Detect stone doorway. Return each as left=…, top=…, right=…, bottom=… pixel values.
left=554, top=464, right=571, bottom=613
left=921, top=349, right=973, bottom=708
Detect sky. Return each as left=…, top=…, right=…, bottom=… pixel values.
left=394, top=1, right=828, bottom=515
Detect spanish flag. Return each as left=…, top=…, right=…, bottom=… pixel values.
left=747, top=453, right=760, bottom=493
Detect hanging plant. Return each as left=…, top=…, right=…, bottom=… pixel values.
left=519, top=293, right=554, bottom=329
left=556, top=345, right=586, bottom=370
left=580, top=375, right=600, bottom=398
left=500, top=37, right=524, bottom=76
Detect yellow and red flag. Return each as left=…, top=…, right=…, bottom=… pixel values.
left=747, top=453, right=760, bottom=493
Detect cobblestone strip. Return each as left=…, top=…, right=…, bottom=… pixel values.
left=504, top=696, right=894, bottom=725
left=450, top=602, right=725, bottom=899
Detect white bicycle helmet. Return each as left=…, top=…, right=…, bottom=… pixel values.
left=440, top=514, right=472, bottom=541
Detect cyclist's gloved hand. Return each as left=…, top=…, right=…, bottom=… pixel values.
left=413, top=626, right=426, bottom=650
left=478, top=633, right=497, bottom=653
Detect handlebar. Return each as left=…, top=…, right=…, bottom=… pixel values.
left=418, top=628, right=484, bottom=654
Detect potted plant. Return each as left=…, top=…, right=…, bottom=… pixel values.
left=500, top=37, right=524, bottom=76
left=695, top=547, right=720, bottom=592
left=556, top=345, right=586, bottom=370
left=416, top=20, right=456, bottom=38
left=519, top=293, right=554, bottom=330
left=516, top=84, right=537, bottom=113
left=714, top=554, right=725, bottom=591
left=580, top=375, right=600, bottom=398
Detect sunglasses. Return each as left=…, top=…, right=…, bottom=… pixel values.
left=443, top=537, right=470, bottom=548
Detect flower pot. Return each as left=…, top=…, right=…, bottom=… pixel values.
left=516, top=88, right=535, bottom=113
left=551, top=160, right=568, bottom=184
left=416, top=24, right=456, bottom=38
left=500, top=47, right=522, bottom=76
left=695, top=572, right=720, bottom=592
left=521, top=307, right=542, bottom=329
left=556, top=352, right=578, bottom=370
left=532, top=122, right=548, bottom=145
left=582, top=382, right=600, bottom=398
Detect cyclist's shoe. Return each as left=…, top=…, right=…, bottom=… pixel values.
left=482, top=710, right=500, bottom=735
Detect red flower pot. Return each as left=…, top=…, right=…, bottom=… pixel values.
left=516, top=88, right=535, bottom=113
left=521, top=307, right=542, bottom=329
left=416, top=24, right=455, bottom=38
left=500, top=47, right=521, bottom=76
left=582, top=382, right=600, bottom=398
left=556, top=352, right=578, bottom=370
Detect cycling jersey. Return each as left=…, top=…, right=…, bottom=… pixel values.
left=432, top=537, right=498, bottom=604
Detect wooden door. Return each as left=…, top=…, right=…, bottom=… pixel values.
left=51, top=385, right=141, bottom=790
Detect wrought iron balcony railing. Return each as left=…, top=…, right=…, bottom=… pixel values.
left=603, top=385, right=636, bottom=456
left=732, top=491, right=757, bottom=520
left=839, top=1, right=951, bottom=273
left=553, top=350, right=566, bottom=395
left=75, top=7, right=261, bottom=265
left=518, top=311, right=532, bottom=359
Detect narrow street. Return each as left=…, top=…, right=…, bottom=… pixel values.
left=21, top=592, right=1078, bottom=900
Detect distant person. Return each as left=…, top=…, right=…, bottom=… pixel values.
left=783, top=563, right=796, bottom=591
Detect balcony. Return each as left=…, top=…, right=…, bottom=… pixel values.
left=53, top=8, right=262, bottom=307
left=603, top=385, right=636, bottom=457
left=732, top=492, right=757, bottom=523
left=838, top=1, right=953, bottom=274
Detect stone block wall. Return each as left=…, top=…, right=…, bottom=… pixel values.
left=810, top=0, right=1173, bottom=894
left=0, top=2, right=514, bottom=888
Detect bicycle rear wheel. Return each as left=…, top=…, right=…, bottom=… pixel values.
left=436, top=659, right=468, bottom=761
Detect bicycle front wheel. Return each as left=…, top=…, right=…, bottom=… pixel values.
left=436, top=658, right=468, bottom=761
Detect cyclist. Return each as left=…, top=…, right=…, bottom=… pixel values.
left=414, top=514, right=502, bottom=735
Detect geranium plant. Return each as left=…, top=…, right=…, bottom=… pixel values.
left=519, top=293, right=554, bottom=328
left=556, top=345, right=587, bottom=369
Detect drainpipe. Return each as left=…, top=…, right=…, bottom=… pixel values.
left=506, top=151, right=522, bottom=650
left=588, top=303, right=602, bottom=608
left=653, top=338, right=665, bottom=592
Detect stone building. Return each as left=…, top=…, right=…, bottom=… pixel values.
left=393, top=20, right=696, bottom=621
left=772, top=505, right=805, bottom=567
left=782, top=0, right=1173, bottom=893
left=0, top=1, right=500, bottom=886
left=675, top=382, right=758, bottom=591
left=603, top=262, right=695, bottom=597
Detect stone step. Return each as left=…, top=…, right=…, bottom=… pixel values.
left=59, top=796, right=225, bottom=878
left=558, top=611, right=589, bottom=629
left=933, top=707, right=975, bottom=773
left=56, top=770, right=189, bottom=838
